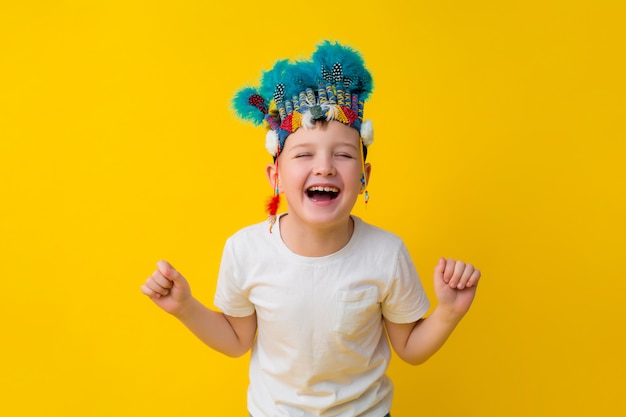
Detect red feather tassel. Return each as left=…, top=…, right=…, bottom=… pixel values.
left=266, top=194, right=280, bottom=216
left=266, top=194, right=280, bottom=233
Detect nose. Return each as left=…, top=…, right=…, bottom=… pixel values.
left=313, top=154, right=336, bottom=176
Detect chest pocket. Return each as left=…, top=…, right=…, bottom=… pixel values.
left=334, top=286, right=380, bottom=335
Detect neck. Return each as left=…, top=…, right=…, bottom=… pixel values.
left=279, top=214, right=354, bottom=257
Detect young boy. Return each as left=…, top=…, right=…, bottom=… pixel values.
left=141, top=41, right=481, bottom=417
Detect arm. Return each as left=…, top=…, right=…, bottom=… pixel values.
left=141, top=260, right=257, bottom=357
left=385, top=257, right=480, bottom=365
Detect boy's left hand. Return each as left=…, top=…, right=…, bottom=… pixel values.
left=433, top=257, right=481, bottom=316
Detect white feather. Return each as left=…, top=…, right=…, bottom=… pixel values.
left=360, top=119, right=374, bottom=147
left=301, top=110, right=315, bottom=129
left=265, top=130, right=279, bottom=156
left=324, top=103, right=340, bottom=121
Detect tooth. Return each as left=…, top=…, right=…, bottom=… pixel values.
left=307, top=186, right=338, bottom=192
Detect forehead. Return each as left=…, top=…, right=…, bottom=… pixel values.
left=282, top=121, right=360, bottom=150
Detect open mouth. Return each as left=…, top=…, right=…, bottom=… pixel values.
left=306, top=186, right=339, bottom=202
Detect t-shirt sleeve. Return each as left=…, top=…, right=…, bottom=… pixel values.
left=381, top=242, right=430, bottom=323
left=213, top=237, right=256, bottom=317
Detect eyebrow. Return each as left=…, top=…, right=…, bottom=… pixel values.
left=286, top=141, right=359, bottom=151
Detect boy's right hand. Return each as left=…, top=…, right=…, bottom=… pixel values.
left=141, top=260, right=192, bottom=317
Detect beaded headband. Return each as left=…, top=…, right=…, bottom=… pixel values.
left=232, top=41, right=375, bottom=230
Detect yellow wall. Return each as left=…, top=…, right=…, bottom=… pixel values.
left=1, top=1, right=624, bottom=415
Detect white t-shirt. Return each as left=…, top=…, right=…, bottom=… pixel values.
left=214, top=214, right=430, bottom=417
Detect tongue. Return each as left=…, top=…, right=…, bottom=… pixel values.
left=311, top=191, right=333, bottom=202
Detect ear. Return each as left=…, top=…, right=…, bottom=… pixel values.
left=359, top=163, right=372, bottom=194
left=266, top=162, right=281, bottom=193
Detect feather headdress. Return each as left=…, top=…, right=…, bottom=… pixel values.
left=232, top=41, right=375, bottom=158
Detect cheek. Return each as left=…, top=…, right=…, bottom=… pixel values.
left=277, top=174, right=302, bottom=195
left=345, top=165, right=365, bottom=183
left=279, top=164, right=307, bottom=183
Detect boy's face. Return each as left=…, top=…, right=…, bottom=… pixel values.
left=266, top=120, right=371, bottom=230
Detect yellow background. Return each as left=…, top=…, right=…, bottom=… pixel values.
left=1, top=1, right=624, bottom=416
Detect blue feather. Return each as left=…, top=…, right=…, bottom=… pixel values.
left=282, top=60, right=316, bottom=99
left=259, top=59, right=291, bottom=103
left=311, top=41, right=373, bottom=100
left=232, top=86, right=265, bottom=126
